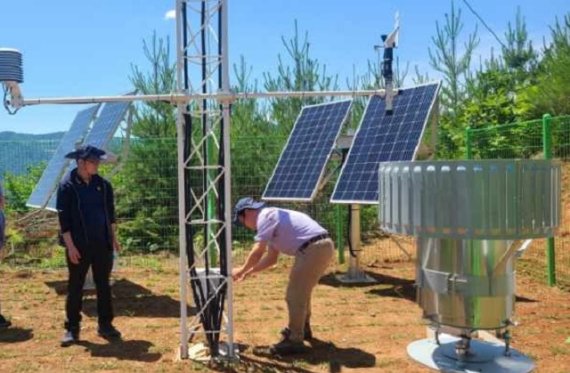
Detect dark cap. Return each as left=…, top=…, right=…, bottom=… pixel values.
left=232, top=197, right=266, bottom=224
left=64, top=145, right=107, bottom=161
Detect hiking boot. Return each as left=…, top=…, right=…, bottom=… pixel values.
left=60, top=330, right=79, bottom=347
left=270, top=336, right=306, bottom=355
left=280, top=322, right=313, bottom=341
left=98, top=324, right=121, bottom=339
left=0, top=314, right=11, bottom=329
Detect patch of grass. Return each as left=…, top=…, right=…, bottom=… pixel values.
left=0, top=351, right=17, bottom=359
left=376, top=357, right=399, bottom=368
left=555, top=327, right=570, bottom=335
left=550, top=345, right=569, bottom=356
left=389, top=333, right=407, bottom=340
left=187, top=361, right=209, bottom=371
left=122, top=255, right=164, bottom=271
left=545, top=314, right=562, bottom=321
left=291, top=359, right=311, bottom=369
left=148, top=344, right=171, bottom=355
left=87, top=360, right=120, bottom=370
left=14, top=361, right=42, bottom=373
left=164, top=286, right=177, bottom=295
left=144, top=323, right=164, bottom=330
left=38, top=255, right=66, bottom=269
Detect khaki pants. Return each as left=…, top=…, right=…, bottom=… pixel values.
left=286, top=238, right=334, bottom=342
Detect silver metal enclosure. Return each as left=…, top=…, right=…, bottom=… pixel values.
left=378, top=160, right=560, bottom=240
left=416, top=238, right=515, bottom=329
left=378, top=160, right=561, bottom=331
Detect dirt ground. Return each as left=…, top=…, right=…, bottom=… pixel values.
left=0, top=256, right=568, bottom=373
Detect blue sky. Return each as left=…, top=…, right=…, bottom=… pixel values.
left=0, top=0, right=567, bottom=134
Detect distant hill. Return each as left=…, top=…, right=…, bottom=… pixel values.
left=0, top=131, right=64, bottom=141
left=0, top=131, right=64, bottom=178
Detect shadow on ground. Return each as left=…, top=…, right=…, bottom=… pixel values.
left=0, top=327, right=34, bottom=343
left=243, top=338, right=375, bottom=372
left=320, top=271, right=416, bottom=302
left=45, top=278, right=193, bottom=318
left=75, top=338, right=161, bottom=362
left=515, top=295, right=537, bottom=303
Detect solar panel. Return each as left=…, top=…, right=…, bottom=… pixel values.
left=26, top=105, right=100, bottom=208
left=262, top=100, right=352, bottom=201
left=83, top=101, right=131, bottom=148
left=331, top=82, right=440, bottom=204
left=45, top=100, right=131, bottom=210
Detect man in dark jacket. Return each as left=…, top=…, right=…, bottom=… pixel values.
left=57, top=145, right=121, bottom=346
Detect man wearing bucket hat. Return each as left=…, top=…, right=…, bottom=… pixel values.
left=232, top=197, right=335, bottom=355
left=56, top=145, right=121, bottom=346
left=0, top=180, right=12, bottom=329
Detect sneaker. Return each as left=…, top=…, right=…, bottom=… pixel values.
left=0, top=314, right=11, bottom=329
left=280, top=323, right=313, bottom=341
left=270, top=337, right=306, bottom=355
left=60, top=330, right=79, bottom=347
left=98, top=324, right=121, bottom=339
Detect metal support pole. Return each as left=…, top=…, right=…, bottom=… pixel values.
left=336, top=204, right=376, bottom=284
left=175, top=0, right=190, bottom=359
left=542, top=113, right=556, bottom=286
left=335, top=204, right=344, bottom=264
left=220, top=0, right=236, bottom=359
left=17, top=88, right=391, bottom=107
left=348, top=204, right=361, bottom=277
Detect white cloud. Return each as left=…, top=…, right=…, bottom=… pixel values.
left=164, top=10, right=176, bottom=20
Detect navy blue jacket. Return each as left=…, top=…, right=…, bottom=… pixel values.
left=56, top=168, right=116, bottom=251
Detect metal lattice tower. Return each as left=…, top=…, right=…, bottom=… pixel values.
left=175, top=0, right=235, bottom=359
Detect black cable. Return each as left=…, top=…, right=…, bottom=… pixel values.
left=181, top=1, right=216, bottom=352
left=216, top=2, right=228, bottom=344
left=461, top=0, right=506, bottom=49
left=347, top=204, right=354, bottom=257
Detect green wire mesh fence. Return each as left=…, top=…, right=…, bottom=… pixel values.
left=4, top=115, right=568, bottom=289
left=1, top=136, right=413, bottom=270
left=466, top=115, right=570, bottom=289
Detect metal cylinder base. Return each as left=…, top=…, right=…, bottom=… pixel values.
left=407, top=334, right=534, bottom=373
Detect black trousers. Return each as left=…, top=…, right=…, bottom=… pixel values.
left=65, top=244, right=114, bottom=331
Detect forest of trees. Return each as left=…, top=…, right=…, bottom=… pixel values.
left=3, top=3, right=570, bottom=252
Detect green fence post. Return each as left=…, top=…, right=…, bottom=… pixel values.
left=543, top=113, right=556, bottom=286
left=465, top=126, right=473, bottom=160
left=336, top=204, right=345, bottom=264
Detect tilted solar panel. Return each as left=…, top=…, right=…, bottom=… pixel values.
left=262, top=100, right=352, bottom=201
left=83, top=101, right=131, bottom=148
left=26, top=105, right=100, bottom=208
left=46, top=100, right=131, bottom=210
left=331, top=82, right=440, bottom=204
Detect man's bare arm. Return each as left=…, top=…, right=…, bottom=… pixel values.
left=244, top=247, right=279, bottom=277
left=232, top=241, right=267, bottom=280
